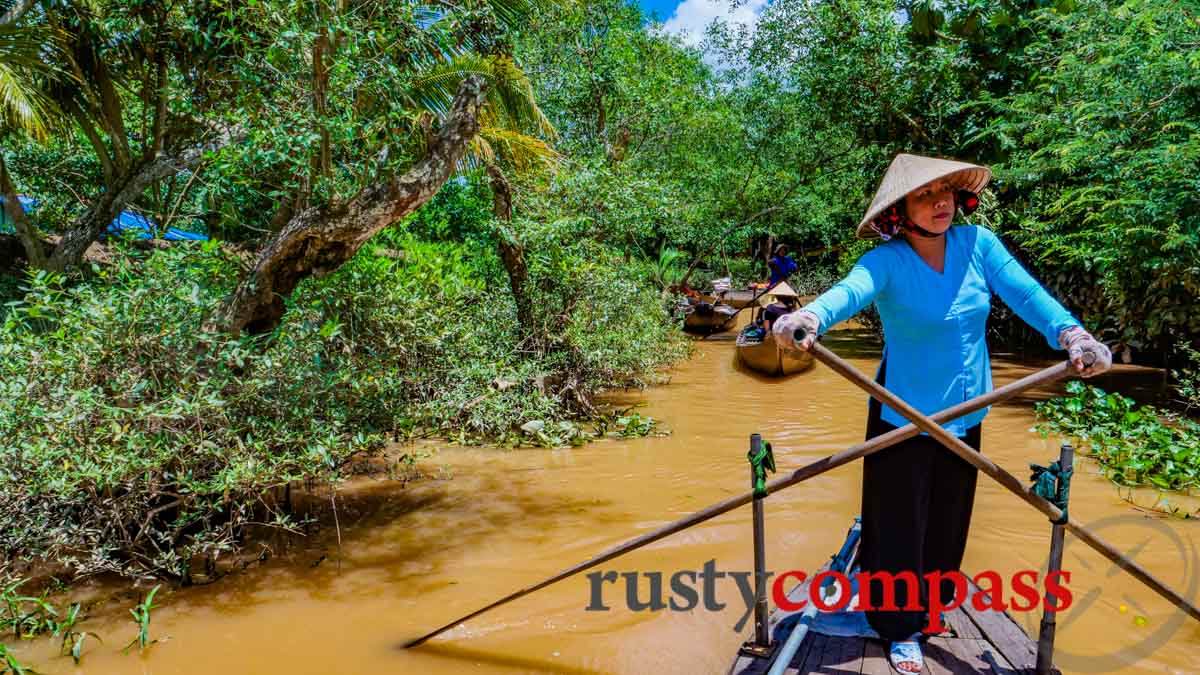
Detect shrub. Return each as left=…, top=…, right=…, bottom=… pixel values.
left=0, top=227, right=685, bottom=579
left=0, top=245, right=382, bottom=580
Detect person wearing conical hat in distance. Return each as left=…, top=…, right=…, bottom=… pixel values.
left=760, top=281, right=799, bottom=332
left=772, top=154, right=1112, bottom=673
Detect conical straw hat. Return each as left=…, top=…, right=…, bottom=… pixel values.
left=856, top=154, right=991, bottom=239
left=769, top=281, right=798, bottom=297
left=758, top=281, right=798, bottom=307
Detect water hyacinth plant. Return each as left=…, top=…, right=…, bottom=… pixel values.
left=1035, top=380, right=1200, bottom=494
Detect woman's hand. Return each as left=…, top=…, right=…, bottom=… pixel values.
left=773, top=310, right=820, bottom=353
left=1059, top=326, right=1112, bottom=378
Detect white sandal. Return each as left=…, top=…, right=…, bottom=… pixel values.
left=889, top=640, right=923, bottom=673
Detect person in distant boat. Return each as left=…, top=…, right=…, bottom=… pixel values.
left=772, top=154, right=1112, bottom=674
left=767, top=244, right=798, bottom=287
left=761, top=292, right=798, bottom=333
left=758, top=281, right=796, bottom=331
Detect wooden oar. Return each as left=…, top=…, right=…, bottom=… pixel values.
left=403, top=357, right=1078, bottom=648
left=806, top=340, right=1200, bottom=624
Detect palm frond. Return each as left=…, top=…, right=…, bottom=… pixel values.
left=479, top=0, right=534, bottom=32
left=463, top=135, right=497, bottom=171
left=485, top=55, right=556, bottom=140
left=0, top=24, right=67, bottom=74
left=0, top=63, right=54, bottom=137
left=476, top=126, right=559, bottom=171
left=407, top=53, right=557, bottom=143
left=0, top=24, right=67, bottom=138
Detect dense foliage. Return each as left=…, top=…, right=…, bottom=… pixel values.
left=982, top=0, right=1200, bottom=353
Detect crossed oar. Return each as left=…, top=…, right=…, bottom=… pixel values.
left=405, top=340, right=1200, bottom=648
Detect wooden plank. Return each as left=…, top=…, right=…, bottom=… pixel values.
left=960, top=605, right=1036, bottom=674
left=840, top=636, right=867, bottom=674
left=937, top=636, right=1020, bottom=675
left=945, top=606, right=983, bottom=640
left=832, top=635, right=866, bottom=674
left=922, top=637, right=957, bottom=675
left=958, top=581, right=1039, bottom=674
left=795, top=635, right=864, bottom=674
left=788, top=632, right=828, bottom=674
left=853, top=636, right=1021, bottom=675
left=859, top=640, right=891, bottom=675
left=729, top=652, right=771, bottom=675
left=790, top=629, right=820, bottom=673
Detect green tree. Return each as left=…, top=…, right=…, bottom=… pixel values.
left=981, top=0, right=1200, bottom=354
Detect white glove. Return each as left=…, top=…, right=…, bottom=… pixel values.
left=773, top=310, right=820, bottom=353
left=1058, top=326, right=1112, bottom=378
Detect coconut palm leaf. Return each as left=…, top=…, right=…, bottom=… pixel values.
left=407, top=52, right=556, bottom=143
left=480, top=0, right=535, bottom=32
left=399, top=50, right=558, bottom=173
left=469, top=126, right=558, bottom=172
left=0, top=23, right=64, bottom=138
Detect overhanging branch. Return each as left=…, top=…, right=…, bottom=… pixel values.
left=208, top=75, right=489, bottom=335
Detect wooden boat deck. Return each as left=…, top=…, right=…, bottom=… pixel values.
left=731, top=577, right=1057, bottom=675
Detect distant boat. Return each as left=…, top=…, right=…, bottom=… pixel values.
left=735, top=281, right=814, bottom=376
left=700, top=288, right=758, bottom=309
left=681, top=300, right=738, bottom=335
left=0, top=194, right=209, bottom=241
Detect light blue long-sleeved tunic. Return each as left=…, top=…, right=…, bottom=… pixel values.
left=803, top=225, right=1080, bottom=436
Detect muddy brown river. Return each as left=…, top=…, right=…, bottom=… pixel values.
left=11, top=325, right=1200, bottom=674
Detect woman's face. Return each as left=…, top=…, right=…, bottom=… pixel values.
left=904, top=178, right=956, bottom=234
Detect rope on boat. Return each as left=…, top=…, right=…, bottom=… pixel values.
left=1029, top=460, right=1073, bottom=525
left=749, top=440, right=776, bottom=498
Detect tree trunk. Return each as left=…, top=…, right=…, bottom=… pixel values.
left=764, top=234, right=775, bottom=278
left=208, top=75, right=487, bottom=335
left=313, top=27, right=332, bottom=179
left=0, top=153, right=46, bottom=268
left=677, top=252, right=704, bottom=291
left=46, top=127, right=240, bottom=272
left=486, top=163, right=533, bottom=339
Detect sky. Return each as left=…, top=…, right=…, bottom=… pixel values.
left=637, top=0, right=769, bottom=47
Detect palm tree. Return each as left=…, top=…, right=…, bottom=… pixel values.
left=212, top=0, right=564, bottom=334
left=0, top=23, right=62, bottom=139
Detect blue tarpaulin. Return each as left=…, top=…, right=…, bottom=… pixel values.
left=0, top=195, right=38, bottom=228
left=107, top=209, right=209, bottom=241
left=0, top=194, right=209, bottom=241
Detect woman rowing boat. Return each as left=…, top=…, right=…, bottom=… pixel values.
left=772, top=153, right=1112, bottom=673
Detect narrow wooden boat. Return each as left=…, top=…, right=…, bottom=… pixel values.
left=720, top=289, right=759, bottom=309
left=698, top=289, right=759, bottom=309
left=682, top=301, right=739, bottom=334
left=729, top=517, right=1059, bottom=675
left=735, top=325, right=815, bottom=376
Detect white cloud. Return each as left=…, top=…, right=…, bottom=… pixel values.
left=660, top=0, right=768, bottom=47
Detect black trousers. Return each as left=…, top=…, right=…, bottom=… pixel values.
left=859, top=367, right=981, bottom=641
